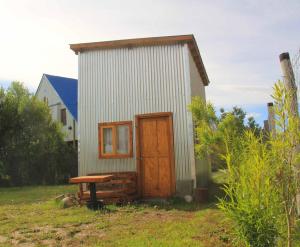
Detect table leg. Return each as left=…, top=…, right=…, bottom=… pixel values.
left=89, top=182, right=97, bottom=204
left=88, top=182, right=103, bottom=210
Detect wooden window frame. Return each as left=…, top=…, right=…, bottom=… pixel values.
left=61, top=108, right=67, bottom=126
left=98, top=121, right=133, bottom=159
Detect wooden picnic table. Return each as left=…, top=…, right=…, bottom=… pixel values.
left=69, top=175, right=114, bottom=209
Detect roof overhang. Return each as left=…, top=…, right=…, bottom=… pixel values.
left=70, top=34, right=209, bottom=86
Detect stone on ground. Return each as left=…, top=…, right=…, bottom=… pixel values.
left=184, top=195, right=193, bottom=203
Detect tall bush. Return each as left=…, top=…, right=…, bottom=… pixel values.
left=190, top=81, right=300, bottom=246
left=0, top=82, right=76, bottom=186
left=269, top=81, right=300, bottom=246
left=218, top=81, right=300, bottom=246
left=218, top=131, right=280, bottom=247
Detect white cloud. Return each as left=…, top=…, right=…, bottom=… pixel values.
left=206, top=84, right=273, bottom=107
left=246, top=112, right=262, bottom=119
left=0, top=0, right=299, bottom=106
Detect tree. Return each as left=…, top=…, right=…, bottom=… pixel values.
left=0, top=82, right=76, bottom=186
left=247, top=116, right=261, bottom=136
left=188, top=98, right=220, bottom=157
left=189, top=97, right=261, bottom=170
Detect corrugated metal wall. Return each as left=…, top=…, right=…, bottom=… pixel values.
left=78, top=44, right=196, bottom=182
left=188, top=50, right=211, bottom=187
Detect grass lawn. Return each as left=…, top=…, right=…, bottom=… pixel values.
left=0, top=185, right=235, bottom=247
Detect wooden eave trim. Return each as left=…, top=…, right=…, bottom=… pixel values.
left=135, top=112, right=173, bottom=119
left=70, top=35, right=209, bottom=86
left=99, top=121, right=133, bottom=126
left=70, top=35, right=193, bottom=53
left=187, top=36, right=210, bottom=86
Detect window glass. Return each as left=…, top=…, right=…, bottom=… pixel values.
left=103, top=128, right=113, bottom=154
left=117, top=125, right=129, bottom=154
left=43, top=97, right=48, bottom=105
left=61, top=109, right=67, bottom=126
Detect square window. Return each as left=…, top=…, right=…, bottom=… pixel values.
left=98, top=121, right=133, bottom=158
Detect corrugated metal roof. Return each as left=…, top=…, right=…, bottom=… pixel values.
left=70, top=34, right=210, bottom=86
left=45, top=74, right=78, bottom=120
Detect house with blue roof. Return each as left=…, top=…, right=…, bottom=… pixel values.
left=36, top=74, right=78, bottom=144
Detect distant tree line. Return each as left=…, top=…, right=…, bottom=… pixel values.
left=0, top=82, right=76, bottom=186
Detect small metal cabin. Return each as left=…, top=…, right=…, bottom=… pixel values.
left=70, top=35, right=210, bottom=197
left=36, top=74, right=78, bottom=144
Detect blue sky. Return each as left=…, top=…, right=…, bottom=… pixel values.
left=0, top=0, right=300, bottom=125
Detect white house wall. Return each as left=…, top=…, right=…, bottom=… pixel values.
left=36, top=76, right=78, bottom=142
left=78, top=44, right=197, bottom=187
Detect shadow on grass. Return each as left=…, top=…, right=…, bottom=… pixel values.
left=102, top=179, right=227, bottom=212
left=76, top=198, right=217, bottom=214
left=118, top=182, right=226, bottom=212
left=132, top=198, right=217, bottom=212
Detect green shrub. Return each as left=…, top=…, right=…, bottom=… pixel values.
left=218, top=131, right=280, bottom=247
left=218, top=81, right=300, bottom=246
left=269, top=81, right=300, bottom=246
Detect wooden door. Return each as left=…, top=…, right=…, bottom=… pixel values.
left=136, top=113, right=175, bottom=198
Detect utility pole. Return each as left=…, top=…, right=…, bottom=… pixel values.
left=263, top=120, right=269, bottom=133
left=267, top=102, right=275, bottom=135
left=279, top=52, right=300, bottom=216
left=279, top=53, right=298, bottom=116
